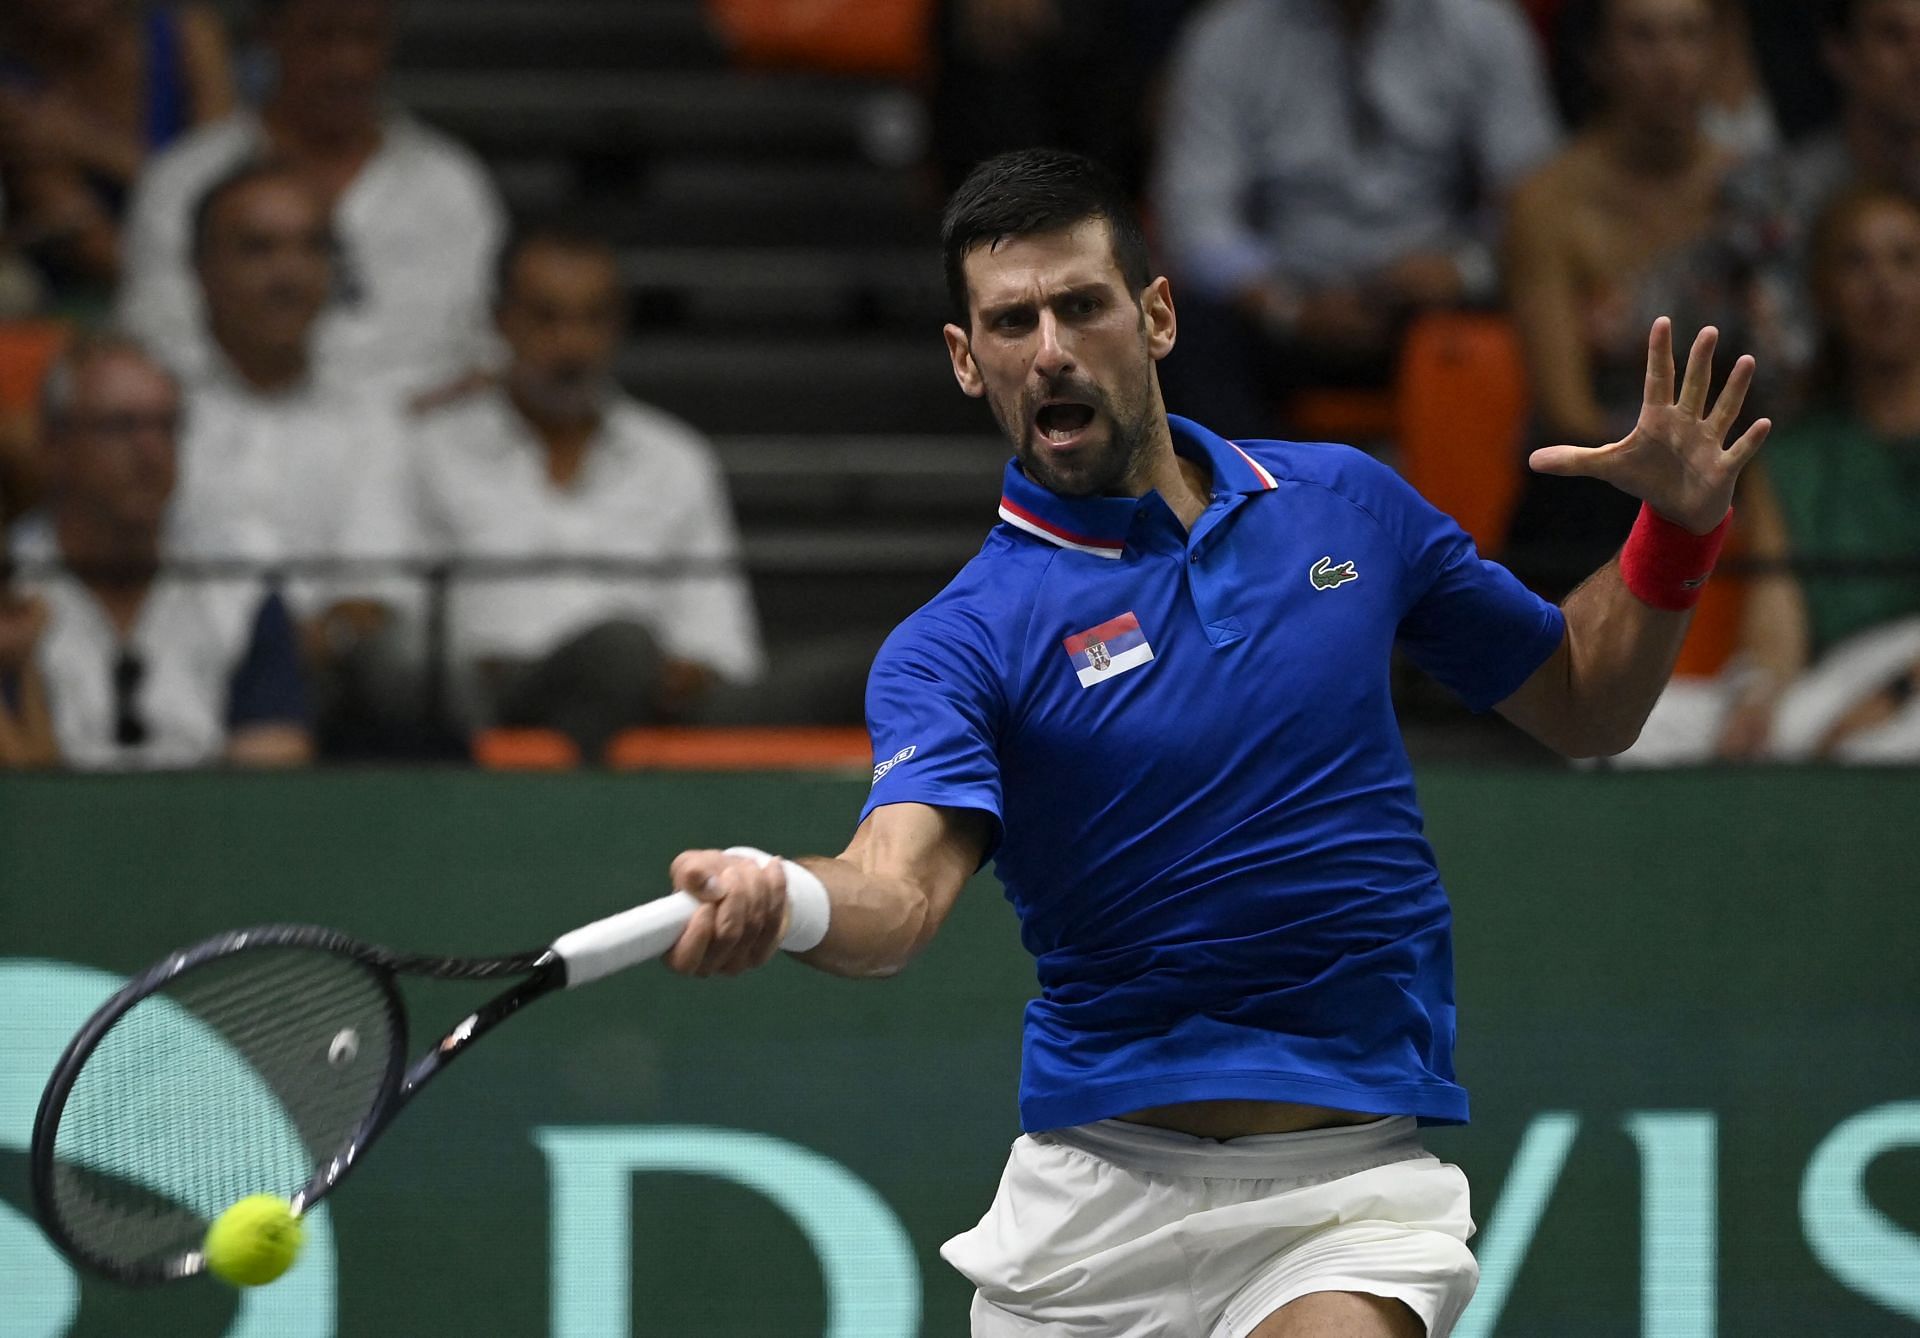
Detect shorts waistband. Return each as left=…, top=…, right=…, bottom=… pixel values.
left=1041, top=1114, right=1424, bottom=1181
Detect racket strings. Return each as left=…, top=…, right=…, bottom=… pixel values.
left=47, top=947, right=400, bottom=1278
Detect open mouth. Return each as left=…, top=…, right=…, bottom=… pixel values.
left=1034, top=401, right=1096, bottom=446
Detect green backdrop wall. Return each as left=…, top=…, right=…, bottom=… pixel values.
left=2, top=767, right=1917, bottom=1336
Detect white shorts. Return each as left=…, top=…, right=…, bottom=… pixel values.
left=941, top=1115, right=1478, bottom=1338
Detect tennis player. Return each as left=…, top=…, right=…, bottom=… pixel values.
left=661, top=150, right=1767, bottom=1338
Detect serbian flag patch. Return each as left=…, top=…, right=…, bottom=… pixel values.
left=1062, top=612, right=1154, bottom=688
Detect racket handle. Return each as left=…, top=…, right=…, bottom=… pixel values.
left=551, top=877, right=826, bottom=988
left=552, top=893, right=701, bottom=988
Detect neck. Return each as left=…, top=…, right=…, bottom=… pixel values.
left=218, top=334, right=308, bottom=395
left=1597, top=114, right=1704, bottom=178
left=55, top=508, right=159, bottom=606
left=1333, top=0, right=1375, bottom=34
left=1852, top=357, right=1920, bottom=436
left=1135, top=413, right=1209, bottom=529
left=1845, top=107, right=1920, bottom=192
left=509, top=386, right=602, bottom=486
left=263, top=102, right=382, bottom=164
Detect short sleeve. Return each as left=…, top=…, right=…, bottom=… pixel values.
left=1372, top=467, right=1566, bottom=713
left=858, top=607, right=1006, bottom=839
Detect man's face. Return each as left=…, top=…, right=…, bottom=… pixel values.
left=497, top=244, right=626, bottom=423
left=271, top=0, right=394, bottom=137
left=1598, top=0, right=1714, bottom=134
left=943, top=220, right=1175, bottom=497
left=57, top=353, right=180, bottom=537
left=197, top=176, right=332, bottom=365
left=1831, top=0, right=1920, bottom=136
left=1824, top=198, right=1920, bottom=371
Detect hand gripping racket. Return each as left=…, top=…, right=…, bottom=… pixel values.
left=28, top=889, right=777, bottom=1286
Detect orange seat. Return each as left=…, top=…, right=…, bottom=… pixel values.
left=706, top=0, right=933, bottom=78
left=1287, top=388, right=1399, bottom=444
left=0, top=320, right=71, bottom=411
left=606, top=727, right=872, bottom=772
left=471, top=728, right=581, bottom=770
left=1394, top=311, right=1531, bottom=553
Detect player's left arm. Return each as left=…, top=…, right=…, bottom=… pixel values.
left=1495, top=318, right=1771, bottom=758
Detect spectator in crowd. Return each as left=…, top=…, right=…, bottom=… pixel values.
left=1503, top=0, right=1750, bottom=599
left=6, top=332, right=310, bottom=769
left=0, top=0, right=233, bottom=306
left=401, top=226, right=764, bottom=758
left=1546, top=0, right=1778, bottom=160
left=928, top=0, right=1201, bottom=196
left=1727, top=0, right=1920, bottom=380
left=1151, top=0, right=1560, bottom=435
left=1712, top=185, right=1920, bottom=763
left=165, top=159, right=415, bottom=751
left=115, top=0, right=503, bottom=401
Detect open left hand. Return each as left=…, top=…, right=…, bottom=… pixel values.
left=1528, top=318, right=1772, bottom=535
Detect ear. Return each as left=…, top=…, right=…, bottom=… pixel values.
left=944, top=322, right=985, bottom=398
left=1142, top=277, right=1177, bottom=362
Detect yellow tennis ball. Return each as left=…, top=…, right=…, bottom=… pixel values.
left=203, top=1195, right=304, bottom=1287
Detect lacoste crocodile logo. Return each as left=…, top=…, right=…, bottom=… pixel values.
left=1310, top=557, right=1360, bottom=591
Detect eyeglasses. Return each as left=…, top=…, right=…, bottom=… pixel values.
left=112, top=648, right=150, bottom=748
left=69, top=411, right=184, bottom=439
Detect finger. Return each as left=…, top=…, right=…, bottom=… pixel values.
left=1644, top=316, right=1676, bottom=405
left=669, top=849, right=730, bottom=901
left=1707, top=353, right=1755, bottom=437
left=1677, top=325, right=1718, bottom=417
left=1722, top=416, right=1772, bottom=474
left=718, top=867, right=788, bottom=974
left=662, top=902, right=716, bottom=975
left=1528, top=443, right=1609, bottom=477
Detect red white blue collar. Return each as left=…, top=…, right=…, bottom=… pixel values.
left=996, top=415, right=1279, bottom=558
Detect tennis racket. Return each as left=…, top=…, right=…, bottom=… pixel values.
left=28, top=889, right=755, bottom=1286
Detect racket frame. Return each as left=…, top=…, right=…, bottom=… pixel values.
left=30, top=924, right=562, bottom=1285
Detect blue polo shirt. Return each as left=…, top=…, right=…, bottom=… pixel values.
left=861, top=416, right=1565, bottom=1131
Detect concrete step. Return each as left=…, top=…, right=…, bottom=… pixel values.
left=620, top=244, right=944, bottom=330
left=715, top=434, right=1003, bottom=515
left=397, top=0, right=723, bottom=71
left=397, top=70, right=925, bottom=163
left=618, top=335, right=987, bottom=435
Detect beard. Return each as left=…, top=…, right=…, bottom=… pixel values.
left=988, top=363, right=1158, bottom=499
left=509, top=365, right=614, bottom=424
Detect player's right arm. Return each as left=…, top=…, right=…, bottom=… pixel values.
left=662, top=801, right=994, bottom=981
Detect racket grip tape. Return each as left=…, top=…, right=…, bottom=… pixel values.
left=552, top=850, right=831, bottom=988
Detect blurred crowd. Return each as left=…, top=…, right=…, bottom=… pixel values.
left=1, top=0, right=1917, bottom=771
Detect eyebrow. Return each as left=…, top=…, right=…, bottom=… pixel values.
left=978, top=282, right=1116, bottom=322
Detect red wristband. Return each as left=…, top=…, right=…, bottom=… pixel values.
left=1620, top=502, right=1732, bottom=611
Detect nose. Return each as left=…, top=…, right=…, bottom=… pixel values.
left=1033, top=310, right=1074, bottom=381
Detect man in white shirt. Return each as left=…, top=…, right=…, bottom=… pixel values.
left=405, top=227, right=764, bottom=755
left=9, top=334, right=311, bottom=770
left=114, top=0, right=504, bottom=402
left=167, top=159, right=418, bottom=752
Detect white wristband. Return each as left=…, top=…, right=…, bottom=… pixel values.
left=722, top=846, right=831, bottom=953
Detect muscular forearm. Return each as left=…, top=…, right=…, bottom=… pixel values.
left=662, top=804, right=987, bottom=983
left=1548, top=557, right=1693, bottom=756
left=788, top=856, right=941, bottom=979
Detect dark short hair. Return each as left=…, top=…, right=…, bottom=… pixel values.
left=189, top=158, right=314, bottom=263
left=492, top=221, right=621, bottom=309
left=1822, top=0, right=1909, bottom=34
left=940, top=149, right=1154, bottom=326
